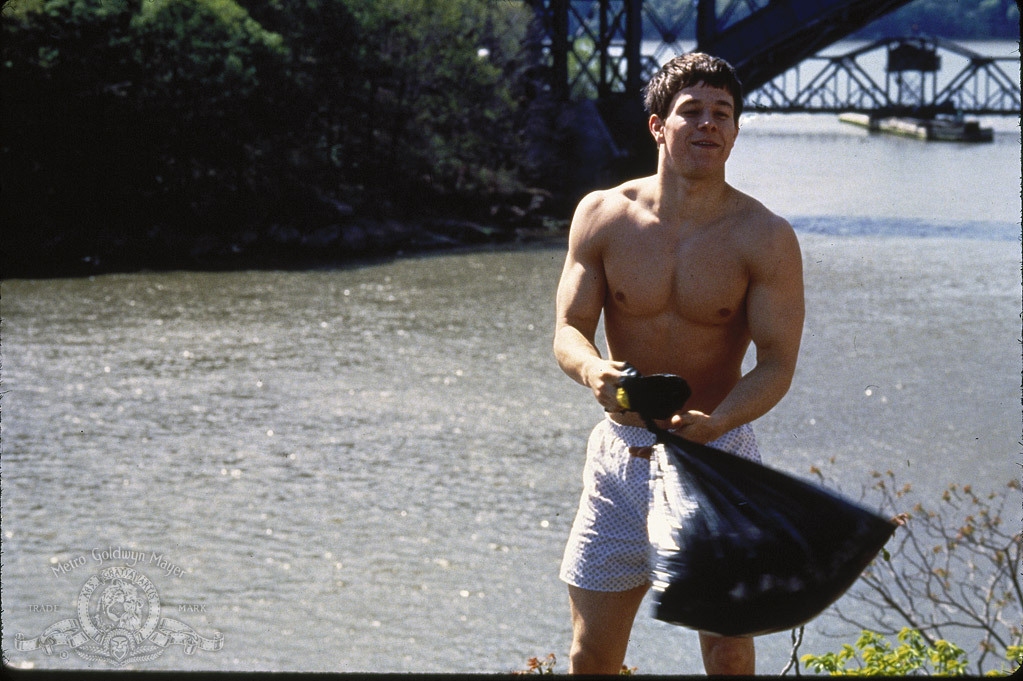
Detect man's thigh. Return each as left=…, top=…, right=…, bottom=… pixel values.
left=567, top=583, right=649, bottom=673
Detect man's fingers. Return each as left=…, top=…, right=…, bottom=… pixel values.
left=670, top=412, right=692, bottom=427
left=595, top=380, right=620, bottom=411
left=671, top=410, right=708, bottom=429
left=590, top=359, right=632, bottom=412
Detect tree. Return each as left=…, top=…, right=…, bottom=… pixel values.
left=1, top=0, right=298, bottom=272
left=348, top=0, right=550, bottom=216
left=1, top=0, right=563, bottom=275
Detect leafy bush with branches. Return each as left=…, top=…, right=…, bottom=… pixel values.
left=802, top=629, right=1023, bottom=676
left=797, top=463, right=1022, bottom=676
left=802, top=628, right=968, bottom=676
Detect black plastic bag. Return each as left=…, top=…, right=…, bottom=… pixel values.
left=619, top=370, right=897, bottom=637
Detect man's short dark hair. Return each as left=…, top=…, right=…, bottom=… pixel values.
left=643, top=52, right=743, bottom=124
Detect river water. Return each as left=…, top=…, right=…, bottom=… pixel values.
left=2, top=52, right=1020, bottom=673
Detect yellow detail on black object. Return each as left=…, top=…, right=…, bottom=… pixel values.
left=616, top=387, right=630, bottom=410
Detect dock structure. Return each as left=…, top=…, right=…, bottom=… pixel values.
left=838, top=112, right=994, bottom=142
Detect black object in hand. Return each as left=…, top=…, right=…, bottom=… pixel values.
left=616, top=365, right=692, bottom=420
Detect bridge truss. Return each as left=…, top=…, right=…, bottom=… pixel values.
left=527, top=0, right=1021, bottom=116
left=748, top=37, right=1021, bottom=114
left=527, top=0, right=692, bottom=100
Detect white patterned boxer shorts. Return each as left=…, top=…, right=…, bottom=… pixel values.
left=559, top=416, right=761, bottom=592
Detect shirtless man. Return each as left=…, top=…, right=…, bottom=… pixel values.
left=553, top=53, right=804, bottom=675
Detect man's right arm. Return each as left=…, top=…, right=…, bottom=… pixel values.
left=553, top=192, right=628, bottom=412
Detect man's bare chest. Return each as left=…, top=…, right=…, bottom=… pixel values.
left=602, top=232, right=749, bottom=325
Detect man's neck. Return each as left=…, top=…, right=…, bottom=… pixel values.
left=650, top=161, right=730, bottom=226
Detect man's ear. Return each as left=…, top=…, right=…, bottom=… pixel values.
left=648, top=114, right=664, bottom=145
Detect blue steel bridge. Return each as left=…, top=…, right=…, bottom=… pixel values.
left=526, top=0, right=1020, bottom=158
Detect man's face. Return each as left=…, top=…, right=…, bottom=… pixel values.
left=650, top=83, right=739, bottom=178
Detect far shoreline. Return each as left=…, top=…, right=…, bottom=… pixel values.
left=5, top=212, right=1019, bottom=282
left=0, top=217, right=571, bottom=282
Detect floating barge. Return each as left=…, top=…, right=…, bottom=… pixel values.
left=839, top=112, right=994, bottom=142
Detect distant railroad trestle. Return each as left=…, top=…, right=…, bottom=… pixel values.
left=527, top=0, right=1021, bottom=116
left=747, top=37, right=1021, bottom=114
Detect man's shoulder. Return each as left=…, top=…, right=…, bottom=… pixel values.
left=577, top=177, right=651, bottom=215
left=572, top=176, right=654, bottom=235
left=727, top=187, right=795, bottom=239
left=726, top=188, right=801, bottom=268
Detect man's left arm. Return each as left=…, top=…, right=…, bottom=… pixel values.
left=672, top=217, right=805, bottom=443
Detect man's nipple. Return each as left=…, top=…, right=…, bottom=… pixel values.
left=717, top=307, right=731, bottom=318
left=615, top=291, right=627, bottom=303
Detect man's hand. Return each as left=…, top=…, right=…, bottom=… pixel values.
left=669, top=410, right=728, bottom=445
left=584, top=359, right=631, bottom=412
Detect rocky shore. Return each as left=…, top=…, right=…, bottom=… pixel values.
left=3, top=195, right=569, bottom=280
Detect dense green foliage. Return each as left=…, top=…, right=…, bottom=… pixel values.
left=802, top=628, right=970, bottom=676
left=802, top=629, right=1023, bottom=676
left=1, top=0, right=562, bottom=275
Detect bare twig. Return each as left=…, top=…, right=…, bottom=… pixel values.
left=780, top=625, right=804, bottom=676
